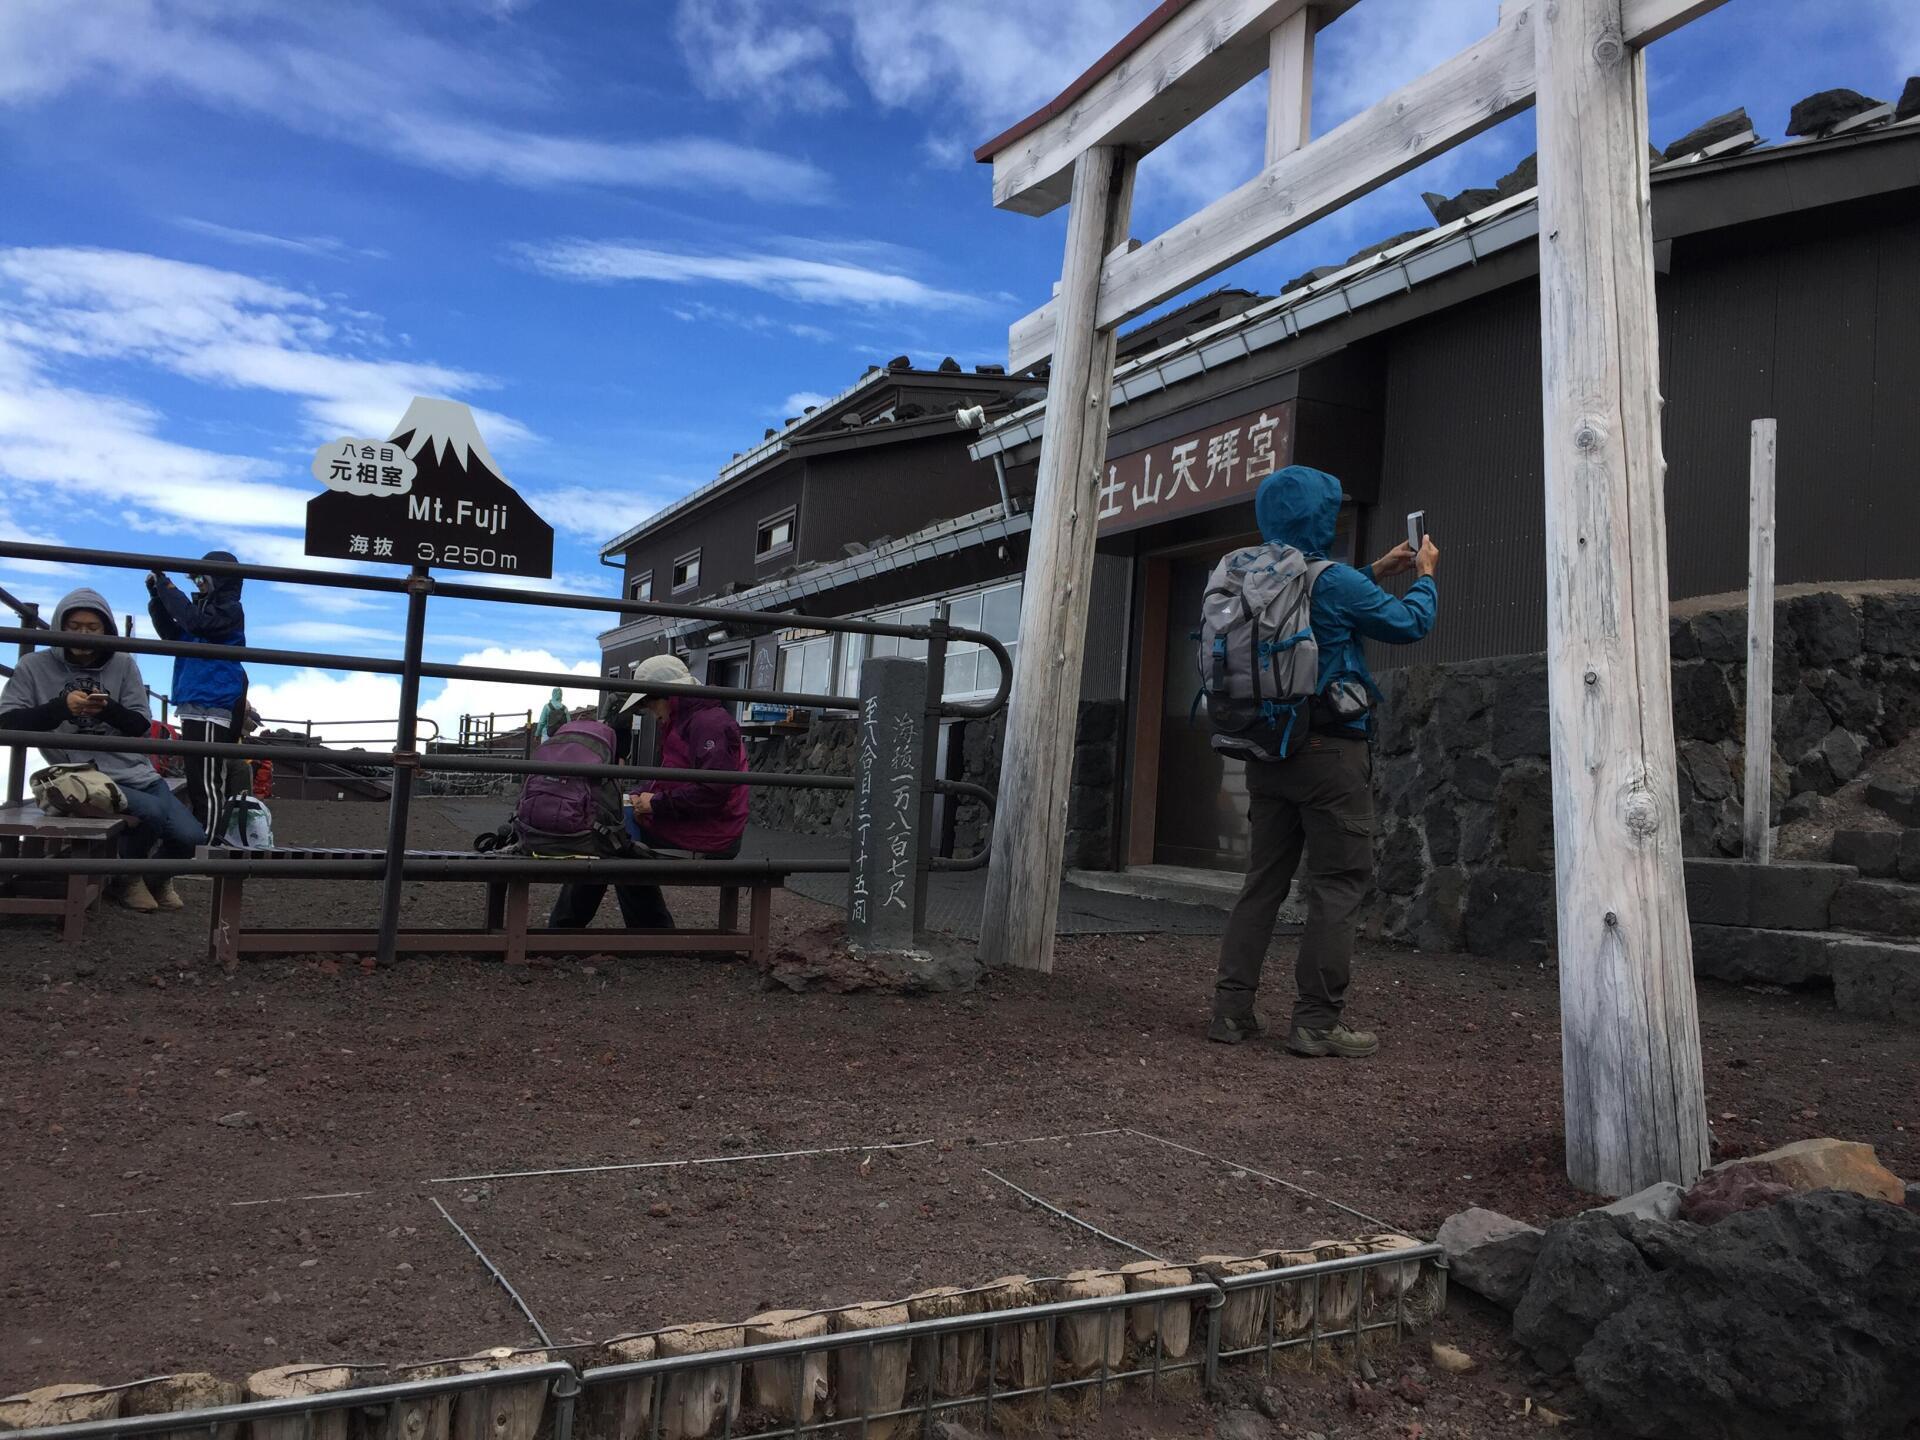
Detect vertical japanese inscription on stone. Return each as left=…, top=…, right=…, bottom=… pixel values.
left=847, top=656, right=926, bottom=951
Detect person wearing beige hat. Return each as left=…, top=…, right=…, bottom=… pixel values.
left=550, top=652, right=751, bottom=930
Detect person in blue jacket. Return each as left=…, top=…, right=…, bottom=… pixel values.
left=1210, top=465, right=1440, bottom=1059
left=147, top=551, right=248, bottom=839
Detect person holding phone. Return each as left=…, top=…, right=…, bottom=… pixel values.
left=147, top=551, right=248, bottom=839
left=1208, top=466, right=1440, bottom=1059
left=0, top=587, right=202, bottom=910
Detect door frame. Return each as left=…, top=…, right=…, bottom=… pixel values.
left=1125, top=529, right=1262, bottom=867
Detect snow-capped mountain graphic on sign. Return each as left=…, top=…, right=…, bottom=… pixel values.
left=304, top=396, right=553, bottom=578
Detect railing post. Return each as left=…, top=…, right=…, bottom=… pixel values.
left=375, top=565, right=432, bottom=966
left=4, top=601, right=36, bottom=807
left=913, top=604, right=948, bottom=936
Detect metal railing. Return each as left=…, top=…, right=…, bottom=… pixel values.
left=0, top=1246, right=1444, bottom=1440
left=0, top=540, right=1009, bottom=962
left=256, top=714, right=444, bottom=747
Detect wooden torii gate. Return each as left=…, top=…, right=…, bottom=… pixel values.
left=976, top=0, right=1727, bottom=1196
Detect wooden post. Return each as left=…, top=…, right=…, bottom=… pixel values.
left=978, top=143, right=1135, bottom=972
left=1534, top=0, right=1708, bottom=1194
left=1743, top=418, right=1778, bottom=863
left=1265, top=7, right=1315, bottom=165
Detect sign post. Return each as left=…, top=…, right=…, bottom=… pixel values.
left=848, top=656, right=927, bottom=954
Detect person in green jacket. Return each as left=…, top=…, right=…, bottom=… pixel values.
left=536, top=687, right=570, bottom=741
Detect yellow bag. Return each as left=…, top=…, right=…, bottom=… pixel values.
left=29, top=763, right=128, bottom=817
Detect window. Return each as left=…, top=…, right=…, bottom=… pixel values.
left=630, top=571, right=653, bottom=603
left=779, top=634, right=835, bottom=700
left=848, top=580, right=1022, bottom=704
left=671, top=551, right=700, bottom=592
left=756, top=507, right=796, bottom=560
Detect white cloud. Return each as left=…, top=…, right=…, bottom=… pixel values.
left=256, top=619, right=400, bottom=649
left=523, top=239, right=982, bottom=310
left=244, top=647, right=602, bottom=748
left=674, top=0, right=846, bottom=113
left=782, top=391, right=831, bottom=416
left=527, top=483, right=692, bottom=543
left=0, top=0, right=831, bottom=202
left=173, top=218, right=388, bottom=262
left=0, top=247, right=534, bottom=551
left=665, top=301, right=836, bottom=343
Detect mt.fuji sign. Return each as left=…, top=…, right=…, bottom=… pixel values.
left=304, top=397, right=554, bottom=578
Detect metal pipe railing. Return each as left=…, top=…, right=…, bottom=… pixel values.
left=1, top=536, right=1009, bottom=949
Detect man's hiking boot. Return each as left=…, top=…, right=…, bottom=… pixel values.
left=150, top=880, right=184, bottom=911
left=1285, top=1023, right=1379, bottom=1059
left=1207, top=1013, right=1264, bottom=1045
left=111, top=878, right=158, bottom=913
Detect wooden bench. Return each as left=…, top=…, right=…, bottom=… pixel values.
left=0, top=801, right=131, bottom=941
left=199, top=845, right=784, bottom=967
left=0, top=777, right=189, bottom=941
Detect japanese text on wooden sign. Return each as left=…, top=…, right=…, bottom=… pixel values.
left=1096, top=400, right=1295, bottom=537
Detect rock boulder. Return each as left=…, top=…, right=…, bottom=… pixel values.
left=1716, top=1138, right=1906, bottom=1206
left=1578, top=1191, right=1920, bottom=1440
left=1435, top=1207, right=1542, bottom=1309
left=1511, top=1213, right=1649, bottom=1374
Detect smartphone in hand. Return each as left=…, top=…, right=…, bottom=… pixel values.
left=1406, top=510, right=1426, bottom=552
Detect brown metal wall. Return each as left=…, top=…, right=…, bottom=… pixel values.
left=799, top=432, right=1003, bottom=564
left=1369, top=199, right=1920, bottom=670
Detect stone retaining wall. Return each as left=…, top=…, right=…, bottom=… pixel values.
left=1368, top=587, right=1920, bottom=960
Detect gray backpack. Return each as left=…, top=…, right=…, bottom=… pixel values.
left=1196, top=543, right=1334, bottom=762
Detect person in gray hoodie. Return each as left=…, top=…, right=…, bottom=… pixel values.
left=0, top=587, right=202, bottom=912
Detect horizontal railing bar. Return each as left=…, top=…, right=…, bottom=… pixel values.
left=0, top=732, right=1000, bottom=798
left=0, top=857, right=845, bottom=878
left=1214, top=1245, right=1442, bottom=1289
left=1, top=1363, right=578, bottom=1440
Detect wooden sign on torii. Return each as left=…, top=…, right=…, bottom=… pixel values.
left=975, top=0, right=1730, bottom=1197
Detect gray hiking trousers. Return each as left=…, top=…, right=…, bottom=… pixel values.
left=1212, top=733, right=1374, bottom=1031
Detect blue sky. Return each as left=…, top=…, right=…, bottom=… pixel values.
left=1, top=0, right=1912, bottom=734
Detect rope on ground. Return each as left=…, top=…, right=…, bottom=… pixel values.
left=430, top=1196, right=554, bottom=1350
left=1123, top=1128, right=1416, bottom=1238
left=979, top=1167, right=1164, bottom=1261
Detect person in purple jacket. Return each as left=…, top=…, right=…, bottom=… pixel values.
left=549, top=653, right=749, bottom=930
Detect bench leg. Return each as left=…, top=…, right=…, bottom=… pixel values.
left=749, top=882, right=773, bottom=965
left=717, top=885, right=740, bottom=934
left=484, top=881, right=506, bottom=931
left=209, top=874, right=244, bottom=969
left=503, top=880, right=530, bottom=966
left=61, top=869, right=89, bottom=943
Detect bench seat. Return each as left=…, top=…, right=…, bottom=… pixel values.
left=197, top=845, right=784, bottom=967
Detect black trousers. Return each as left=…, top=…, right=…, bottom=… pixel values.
left=179, top=714, right=239, bottom=841
left=549, top=839, right=742, bottom=930
left=1213, top=735, right=1374, bottom=1031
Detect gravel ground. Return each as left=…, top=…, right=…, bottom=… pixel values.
left=3, top=797, right=1913, bottom=1437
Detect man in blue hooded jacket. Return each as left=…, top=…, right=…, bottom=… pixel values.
left=147, top=551, right=247, bottom=839
left=1210, top=465, right=1439, bottom=1058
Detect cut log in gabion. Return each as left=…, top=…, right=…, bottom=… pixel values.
left=1259, top=1249, right=1320, bottom=1346
left=1054, top=1270, right=1126, bottom=1379
left=0, top=1385, right=122, bottom=1432
left=122, top=1372, right=245, bottom=1440
left=1306, top=1241, right=1365, bottom=1335
left=377, top=1361, right=451, bottom=1440
left=451, top=1350, right=549, bottom=1440
left=743, top=1310, right=829, bottom=1425
left=977, top=1275, right=1048, bottom=1425
left=579, top=1337, right=655, bottom=1440
left=1196, top=1255, right=1269, bottom=1352
left=245, top=1366, right=353, bottom=1440
left=905, top=1286, right=984, bottom=1401
left=828, top=1302, right=910, bottom=1440
left=1362, top=1234, right=1443, bottom=1326
left=654, top=1325, right=742, bottom=1440
left=1117, top=1261, right=1194, bottom=1362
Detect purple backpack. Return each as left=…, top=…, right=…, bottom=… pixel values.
left=513, top=720, right=627, bottom=856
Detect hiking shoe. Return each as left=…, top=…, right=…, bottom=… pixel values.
left=151, top=880, right=185, bottom=911
left=1208, top=1013, right=1264, bottom=1045
left=1285, top=1023, right=1379, bottom=1059
left=111, top=878, right=159, bottom=913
